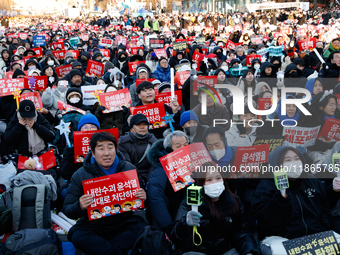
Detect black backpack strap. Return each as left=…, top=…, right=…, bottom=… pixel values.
left=130, top=225, right=150, bottom=255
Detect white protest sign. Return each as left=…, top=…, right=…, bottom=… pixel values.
left=81, top=84, right=107, bottom=106
left=282, top=126, right=321, bottom=147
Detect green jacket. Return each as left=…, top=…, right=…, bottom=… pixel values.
left=323, top=42, right=339, bottom=59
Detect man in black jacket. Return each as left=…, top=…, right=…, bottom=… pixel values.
left=64, top=132, right=147, bottom=255
left=119, top=114, right=157, bottom=185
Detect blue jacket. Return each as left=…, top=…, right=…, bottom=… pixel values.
left=146, top=139, right=187, bottom=233
left=153, top=64, right=171, bottom=83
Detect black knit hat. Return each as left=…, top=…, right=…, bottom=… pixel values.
left=130, top=113, right=149, bottom=129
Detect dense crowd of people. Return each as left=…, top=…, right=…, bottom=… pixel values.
left=1, top=7, right=340, bottom=255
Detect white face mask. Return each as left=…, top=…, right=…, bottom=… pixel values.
left=282, top=160, right=303, bottom=179
left=221, top=65, right=228, bottom=71
left=254, top=64, right=260, bottom=70
left=204, top=182, right=225, bottom=198
left=69, top=97, right=80, bottom=104
left=47, top=60, right=54, bottom=66
left=210, top=148, right=225, bottom=161
left=57, top=85, right=67, bottom=92
left=83, top=46, right=88, bottom=51
left=28, top=65, right=36, bottom=71
left=49, top=76, right=55, bottom=83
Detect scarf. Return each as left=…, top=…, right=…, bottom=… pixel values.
left=17, top=111, right=45, bottom=155
left=91, top=155, right=120, bottom=175
left=213, top=145, right=233, bottom=166
left=323, top=114, right=335, bottom=122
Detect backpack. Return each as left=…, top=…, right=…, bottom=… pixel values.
left=131, top=225, right=175, bottom=255
left=0, top=228, right=61, bottom=255
left=11, top=184, right=51, bottom=232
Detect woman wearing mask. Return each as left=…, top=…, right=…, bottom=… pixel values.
left=251, top=145, right=333, bottom=243
left=41, top=65, right=58, bottom=88
left=219, top=61, right=237, bottom=85
left=41, top=81, right=68, bottom=115
left=0, top=49, right=10, bottom=78
left=41, top=56, right=59, bottom=69
left=170, top=161, right=259, bottom=255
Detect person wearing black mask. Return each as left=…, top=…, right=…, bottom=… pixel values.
left=284, top=63, right=307, bottom=88
left=270, top=56, right=282, bottom=72
left=112, top=51, right=127, bottom=70
left=77, top=51, right=91, bottom=72
left=180, top=110, right=208, bottom=143
left=118, top=114, right=157, bottom=185
left=213, top=46, right=227, bottom=62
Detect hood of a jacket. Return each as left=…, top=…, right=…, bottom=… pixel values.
left=268, top=145, right=307, bottom=167
left=147, top=139, right=168, bottom=166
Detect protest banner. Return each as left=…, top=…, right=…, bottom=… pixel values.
left=115, top=36, right=127, bottom=46
left=257, top=98, right=272, bottom=119
left=130, top=103, right=166, bottom=129
left=153, top=48, right=168, bottom=59
left=268, top=46, right=284, bottom=56
left=18, top=149, right=56, bottom=170
left=155, top=90, right=182, bottom=109
left=252, top=135, right=285, bottom=152
left=52, top=50, right=65, bottom=60
left=69, top=37, right=80, bottom=47
left=5, top=71, right=27, bottom=79
left=18, top=32, right=28, bottom=40
left=131, top=47, right=143, bottom=55
left=159, top=143, right=211, bottom=192
left=192, top=51, right=202, bottom=62
left=174, top=63, right=191, bottom=72
left=246, top=54, right=261, bottom=66
left=281, top=27, right=293, bottom=35
left=225, top=40, right=242, bottom=50
left=66, top=50, right=79, bottom=59
left=132, top=27, right=139, bottom=31
left=128, top=61, right=146, bottom=75
left=19, top=92, right=43, bottom=111
left=173, top=41, right=187, bottom=51
left=196, top=37, right=205, bottom=44
left=317, top=118, right=340, bottom=142
left=99, top=49, right=110, bottom=58
left=298, top=38, right=317, bottom=51
left=149, top=38, right=165, bottom=49
left=85, top=60, right=104, bottom=78
left=51, top=42, right=64, bottom=50
left=23, top=76, right=47, bottom=91
left=73, top=128, right=119, bottom=163
left=283, top=231, right=340, bottom=255
left=55, top=64, right=72, bottom=77
left=114, top=25, right=121, bottom=30
left=30, top=48, right=43, bottom=58
left=32, top=36, right=46, bottom=47
left=81, top=33, right=89, bottom=41
left=283, top=126, right=321, bottom=147
left=81, top=84, right=106, bottom=106
left=99, top=88, right=132, bottom=113
left=230, top=144, right=270, bottom=179
left=250, top=35, right=263, bottom=45
left=135, top=78, right=156, bottom=88
left=100, top=38, right=113, bottom=48
left=192, top=76, right=217, bottom=95
left=57, top=100, right=86, bottom=115
left=82, top=169, right=144, bottom=221
left=175, top=71, right=190, bottom=89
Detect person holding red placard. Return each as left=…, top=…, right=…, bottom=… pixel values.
left=171, top=162, right=259, bottom=255
left=63, top=132, right=147, bottom=255
left=147, top=131, right=189, bottom=238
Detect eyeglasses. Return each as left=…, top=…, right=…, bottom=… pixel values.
left=81, top=125, right=97, bottom=130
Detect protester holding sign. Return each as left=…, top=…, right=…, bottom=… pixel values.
left=171, top=161, right=259, bottom=255
left=63, top=132, right=146, bottom=255
left=146, top=131, right=189, bottom=238
left=2, top=100, right=55, bottom=157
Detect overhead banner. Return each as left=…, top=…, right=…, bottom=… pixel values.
left=246, top=2, right=309, bottom=12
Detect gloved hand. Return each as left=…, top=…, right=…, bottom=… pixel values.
left=121, top=105, right=129, bottom=114
left=186, top=211, right=202, bottom=227
left=237, top=124, right=247, bottom=135
left=66, top=147, right=75, bottom=163
left=97, top=105, right=106, bottom=115
left=333, top=177, right=340, bottom=192
left=322, top=63, right=329, bottom=72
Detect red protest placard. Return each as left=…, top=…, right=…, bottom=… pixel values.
left=52, top=50, right=65, bottom=60
left=99, top=88, right=132, bottom=113
left=153, top=49, right=167, bottom=59
left=18, top=149, right=56, bottom=170
left=100, top=38, right=113, bottom=47
left=192, top=51, right=203, bottom=62
left=159, top=143, right=211, bottom=192
left=0, top=78, right=25, bottom=97
left=55, top=64, right=72, bottom=77
left=175, top=71, right=190, bottom=89
left=246, top=55, right=261, bottom=66
left=233, top=25, right=242, bottom=31
left=281, top=27, right=293, bottom=35
left=115, top=36, right=127, bottom=46
left=135, top=78, right=156, bottom=88
left=114, top=25, right=121, bottom=30
left=85, top=59, right=104, bottom=78
left=23, top=76, right=47, bottom=91
left=66, top=50, right=79, bottom=59
left=298, top=38, right=317, bottom=51
left=230, top=144, right=270, bottom=179
left=317, top=118, right=340, bottom=142
left=155, top=90, right=182, bottom=109
left=57, top=100, right=86, bottom=115
left=192, top=76, right=217, bottom=95
left=131, top=47, right=143, bottom=55
left=205, top=27, right=215, bottom=34
left=257, top=98, right=272, bottom=119
left=132, top=27, right=139, bottom=32
left=81, top=34, right=89, bottom=41
left=5, top=71, right=27, bottom=79
left=82, top=169, right=144, bottom=221
left=298, top=27, right=307, bottom=36
left=128, top=61, right=146, bottom=76
left=225, top=40, right=242, bottom=50
left=22, top=56, right=32, bottom=65
left=51, top=42, right=64, bottom=50
left=31, top=48, right=43, bottom=58
left=130, top=103, right=166, bottom=129
left=18, top=32, right=28, bottom=40
left=19, top=92, right=43, bottom=111
left=73, top=128, right=119, bottom=163
left=99, top=49, right=110, bottom=58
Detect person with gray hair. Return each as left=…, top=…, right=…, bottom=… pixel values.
left=146, top=130, right=189, bottom=238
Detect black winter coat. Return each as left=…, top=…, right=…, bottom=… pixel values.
left=251, top=177, right=331, bottom=240
left=2, top=112, right=55, bottom=156
left=118, top=132, right=157, bottom=183
left=171, top=192, right=259, bottom=255
left=64, top=151, right=143, bottom=239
